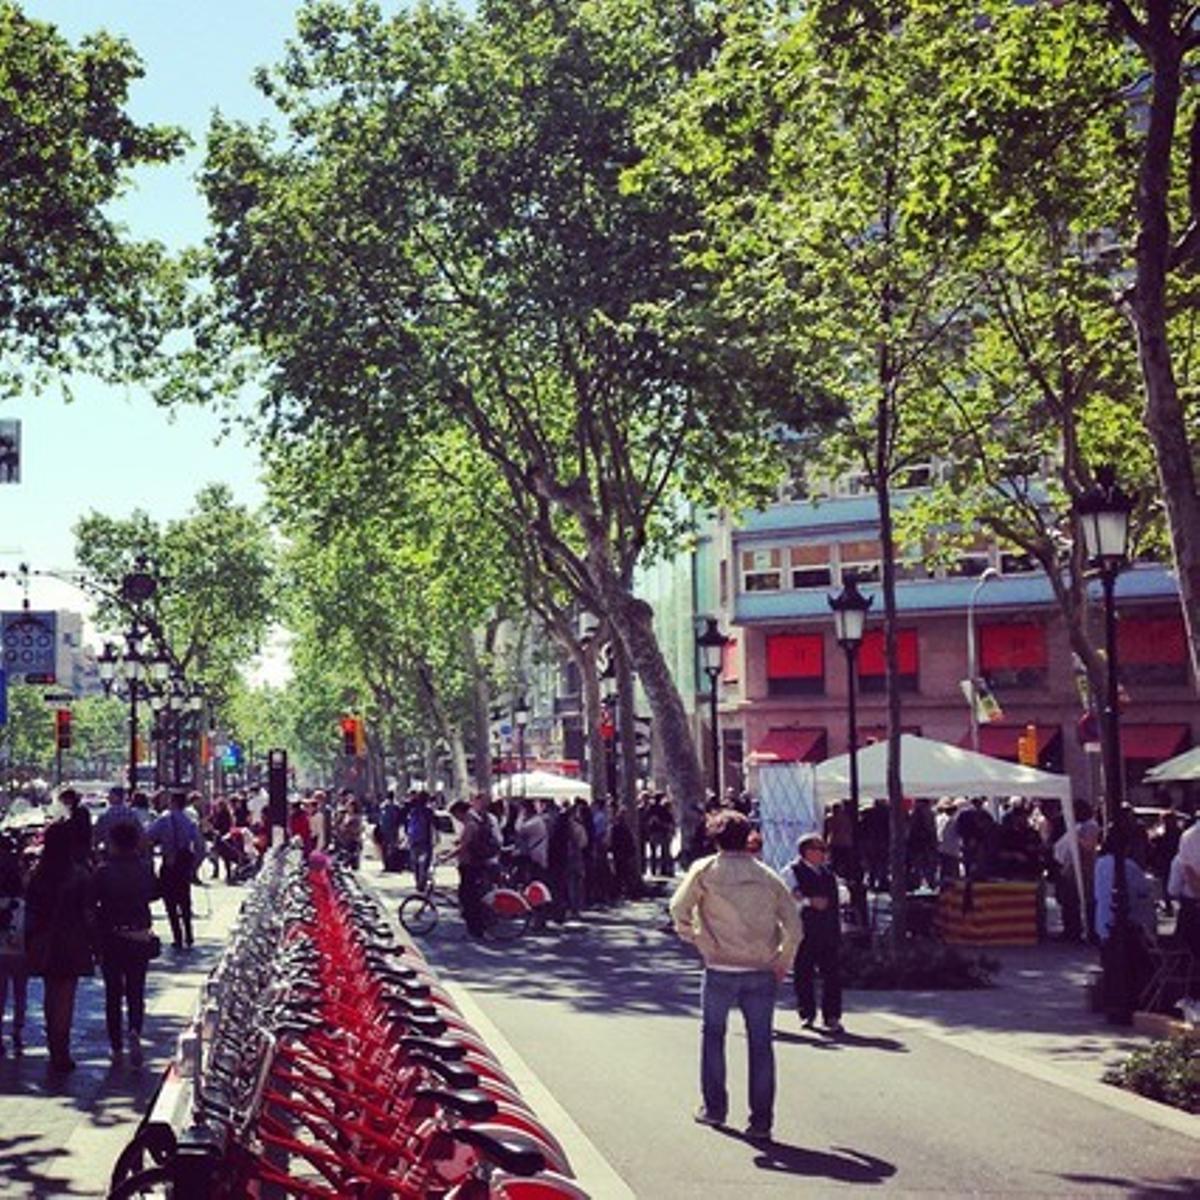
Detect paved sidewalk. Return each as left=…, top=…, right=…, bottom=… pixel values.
left=373, top=863, right=1196, bottom=1136
left=0, top=878, right=248, bottom=1198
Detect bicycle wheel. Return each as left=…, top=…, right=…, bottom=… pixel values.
left=399, top=893, right=439, bottom=936
left=485, top=904, right=529, bottom=942
left=108, top=1164, right=174, bottom=1199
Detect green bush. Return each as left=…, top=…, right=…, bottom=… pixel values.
left=841, top=938, right=998, bottom=990
left=1103, top=1032, right=1200, bottom=1114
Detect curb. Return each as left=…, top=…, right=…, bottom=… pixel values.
left=442, top=976, right=636, bottom=1199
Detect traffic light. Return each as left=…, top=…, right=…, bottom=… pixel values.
left=1017, top=723, right=1038, bottom=767
left=54, top=708, right=71, bottom=749
left=341, top=716, right=360, bottom=757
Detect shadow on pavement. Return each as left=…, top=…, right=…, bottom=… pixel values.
left=775, top=1028, right=907, bottom=1053
left=0, top=1131, right=88, bottom=1197
left=406, top=896, right=703, bottom=1017
left=709, top=1126, right=896, bottom=1185
left=1057, top=1173, right=1200, bottom=1197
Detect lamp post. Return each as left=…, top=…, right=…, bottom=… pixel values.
left=97, top=634, right=170, bottom=795
left=967, top=566, right=999, bottom=753
left=96, top=557, right=170, bottom=795
left=829, top=578, right=873, bottom=926
left=1074, top=466, right=1135, bottom=1024
left=601, top=657, right=618, bottom=801
left=695, top=618, right=730, bottom=800
left=515, top=696, right=529, bottom=799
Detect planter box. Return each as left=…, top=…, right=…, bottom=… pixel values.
left=1133, top=1010, right=1192, bottom=1040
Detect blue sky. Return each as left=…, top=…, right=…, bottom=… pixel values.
left=1, top=3, right=301, bottom=651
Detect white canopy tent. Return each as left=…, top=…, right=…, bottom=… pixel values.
left=814, top=734, right=1082, bottom=913
left=491, top=770, right=592, bottom=802
left=1143, top=744, right=1200, bottom=784
left=814, top=733, right=1072, bottom=804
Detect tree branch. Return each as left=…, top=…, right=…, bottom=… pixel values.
left=1169, top=106, right=1200, bottom=269
left=1109, top=0, right=1151, bottom=52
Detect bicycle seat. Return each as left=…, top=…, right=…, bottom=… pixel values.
left=395, top=1012, right=448, bottom=1037
left=383, top=995, right=439, bottom=1019
left=449, top=1125, right=548, bottom=1178
left=378, top=971, right=431, bottom=997
left=407, top=1050, right=479, bottom=1092
left=398, top=1035, right=467, bottom=1062
left=413, top=1085, right=498, bottom=1122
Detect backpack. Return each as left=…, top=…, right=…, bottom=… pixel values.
left=469, top=812, right=501, bottom=863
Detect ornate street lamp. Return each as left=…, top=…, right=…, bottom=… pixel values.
left=967, top=566, right=999, bottom=753
left=1074, top=464, right=1135, bottom=1024
left=98, top=630, right=169, bottom=794
left=829, top=578, right=873, bottom=925
left=695, top=617, right=731, bottom=799
left=601, top=655, right=619, bottom=802
left=96, top=558, right=169, bottom=794
left=514, top=696, right=530, bottom=798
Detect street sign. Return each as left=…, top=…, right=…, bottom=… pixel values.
left=2, top=610, right=57, bottom=679
left=0, top=419, right=20, bottom=483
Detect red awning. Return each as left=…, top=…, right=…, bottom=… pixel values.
left=1120, top=723, right=1191, bottom=763
left=749, top=728, right=827, bottom=764
left=960, top=724, right=1060, bottom=762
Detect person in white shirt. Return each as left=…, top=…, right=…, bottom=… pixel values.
left=1172, top=817, right=1200, bottom=955
left=147, top=793, right=205, bottom=950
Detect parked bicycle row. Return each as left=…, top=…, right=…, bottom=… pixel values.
left=107, top=843, right=589, bottom=1198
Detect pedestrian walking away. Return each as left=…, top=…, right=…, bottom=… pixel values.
left=92, top=820, right=158, bottom=1065
left=669, top=809, right=802, bottom=1143
left=454, top=794, right=501, bottom=938
left=789, top=831, right=844, bottom=1034
left=148, top=792, right=206, bottom=950
left=0, top=833, right=29, bottom=1057
left=24, top=821, right=94, bottom=1072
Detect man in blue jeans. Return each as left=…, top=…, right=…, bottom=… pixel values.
left=670, top=810, right=802, bottom=1143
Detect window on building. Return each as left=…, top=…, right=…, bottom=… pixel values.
left=790, top=544, right=833, bottom=590
left=893, top=542, right=932, bottom=582
left=838, top=538, right=882, bottom=585
left=1117, top=613, right=1189, bottom=687
left=944, top=534, right=993, bottom=579
left=978, top=622, right=1047, bottom=689
left=999, top=548, right=1038, bottom=575
left=893, top=463, right=936, bottom=491
left=858, top=628, right=919, bottom=693
left=765, top=631, right=825, bottom=696
left=741, top=547, right=783, bottom=592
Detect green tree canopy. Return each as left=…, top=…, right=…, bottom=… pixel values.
left=0, top=2, right=184, bottom=394
left=179, top=0, right=816, bottom=816
left=73, top=483, right=277, bottom=707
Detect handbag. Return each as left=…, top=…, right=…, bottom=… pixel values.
left=116, top=928, right=162, bottom=961
left=0, top=896, right=25, bottom=960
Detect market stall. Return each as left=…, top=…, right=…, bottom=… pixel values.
left=814, top=734, right=1077, bottom=945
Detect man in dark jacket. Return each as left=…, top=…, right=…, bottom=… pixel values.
left=789, top=832, right=844, bottom=1034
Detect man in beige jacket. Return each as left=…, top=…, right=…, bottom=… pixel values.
left=670, top=809, right=802, bottom=1142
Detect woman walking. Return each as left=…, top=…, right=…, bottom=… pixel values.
left=93, top=820, right=158, bottom=1065
left=25, top=822, right=93, bottom=1072
left=0, top=834, right=29, bottom=1056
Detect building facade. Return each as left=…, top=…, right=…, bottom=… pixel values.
left=671, top=489, right=1199, bottom=809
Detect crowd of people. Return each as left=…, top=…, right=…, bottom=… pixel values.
left=372, top=787, right=647, bottom=937
left=818, top=792, right=1200, bottom=950
left=0, top=786, right=208, bottom=1072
